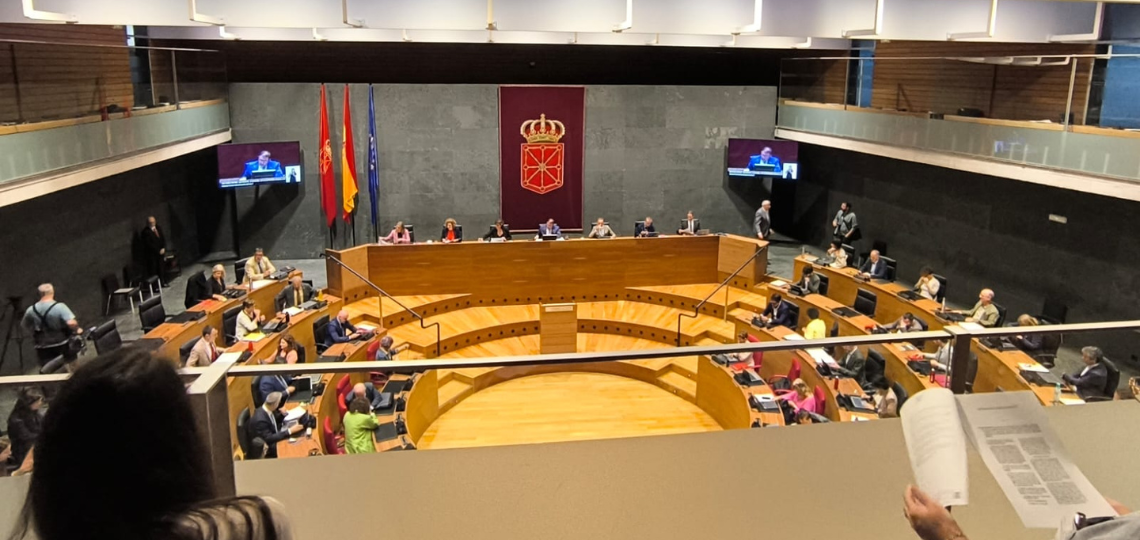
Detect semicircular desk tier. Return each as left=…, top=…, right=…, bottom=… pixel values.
left=267, top=235, right=1067, bottom=458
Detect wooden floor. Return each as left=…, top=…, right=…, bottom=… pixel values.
left=417, top=372, right=722, bottom=450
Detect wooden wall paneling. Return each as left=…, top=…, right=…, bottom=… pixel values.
left=717, top=236, right=768, bottom=285
left=406, top=369, right=440, bottom=444
left=326, top=245, right=372, bottom=303
left=695, top=356, right=752, bottom=430
left=539, top=303, right=578, bottom=354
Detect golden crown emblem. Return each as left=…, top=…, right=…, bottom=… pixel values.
left=520, top=114, right=566, bottom=144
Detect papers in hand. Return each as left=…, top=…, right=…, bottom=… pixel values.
left=903, top=389, right=1116, bottom=528
left=283, top=406, right=306, bottom=422
left=901, top=388, right=970, bottom=508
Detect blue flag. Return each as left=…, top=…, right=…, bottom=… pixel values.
left=367, top=85, right=380, bottom=237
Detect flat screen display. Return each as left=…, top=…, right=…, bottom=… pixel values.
left=217, top=142, right=302, bottom=188
left=726, top=139, right=799, bottom=180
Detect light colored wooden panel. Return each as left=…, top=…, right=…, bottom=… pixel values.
left=540, top=303, right=577, bottom=354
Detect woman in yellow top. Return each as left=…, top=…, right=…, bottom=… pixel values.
left=342, top=397, right=379, bottom=454
left=803, top=308, right=827, bottom=340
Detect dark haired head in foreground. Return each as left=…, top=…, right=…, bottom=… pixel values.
left=11, top=348, right=290, bottom=540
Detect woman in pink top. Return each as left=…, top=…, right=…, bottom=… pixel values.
left=380, top=221, right=412, bottom=244
left=777, top=378, right=817, bottom=413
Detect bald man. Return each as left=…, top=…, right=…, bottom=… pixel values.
left=344, top=382, right=383, bottom=411
left=960, top=288, right=999, bottom=327
left=276, top=276, right=314, bottom=310
left=325, top=309, right=361, bottom=347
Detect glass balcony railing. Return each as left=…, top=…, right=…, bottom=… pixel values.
left=777, top=55, right=1140, bottom=184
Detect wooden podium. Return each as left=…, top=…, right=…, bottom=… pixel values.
left=540, top=303, right=577, bottom=354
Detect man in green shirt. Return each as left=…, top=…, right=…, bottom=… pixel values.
left=959, top=288, right=999, bottom=327
left=342, top=397, right=379, bottom=454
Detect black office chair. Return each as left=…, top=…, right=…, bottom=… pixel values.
left=825, top=321, right=841, bottom=355
left=910, top=317, right=930, bottom=348
left=90, top=320, right=123, bottom=355
left=1034, top=332, right=1063, bottom=368
left=817, top=274, right=830, bottom=296
left=314, top=314, right=331, bottom=354
left=932, top=274, right=948, bottom=303
left=222, top=306, right=242, bottom=346
left=864, top=350, right=887, bottom=390
left=1087, top=358, right=1120, bottom=402
left=993, top=303, right=1008, bottom=327
left=234, top=257, right=250, bottom=285
left=179, top=337, right=198, bottom=366
left=251, top=377, right=265, bottom=408
left=871, top=240, right=888, bottom=256
left=892, top=381, right=910, bottom=413
left=841, top=244, right=856, bottom=265
left=138, top=295, right=168, bottom=333
left=455, top=224, right=463, bottom=239
left=633, top=221, right=645, bottom=236
left=964, top=352, right=979, bottom=393
left=296, top=345, right=308, bottom=364
left=405, top=225, right=415, bottom=243
left=1037, top=299, right=1068, bottom=324
left=236, top=407, right=252, bottom=458
left=854, top=289, right=878, bottom=317
left=881, top=257, right=897, bottom=281
left=785, top=303, right=800, bottom=331
left=101, top=273, right=141, bottom=316
left=40, top=355, right=68, bottom=375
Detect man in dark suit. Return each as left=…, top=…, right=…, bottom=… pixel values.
left=141, top=216, right=167, bottom=283
left=833, top=344, right=867, bottom=385
left=756, top=294, right=795, bottom=329
left=677, top=211, right=701, bottom=236
left=326, top=309, right=362, bottom=348
left=536, top=218, right=561, bottom=239
left=256, top=354, right=295, bottom=403
left=248, top=391, right=303, bottom=459
left=635, top=217, right=656, bottom=237
left=241, top=150, right=284, bottom=180
left=344, top=382, right=384, bottom=411
left=276, top=276, right=314, bottom=311
left=1063, top=346, right=1110, bottom=400
left=859, top=250, right=889, bottom=280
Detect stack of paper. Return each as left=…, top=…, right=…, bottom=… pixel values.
left=240, top=332, right=266, bottom=342
left=282, top=306, right=304, bottom=317
left=251, top=279, right=276, bottom=290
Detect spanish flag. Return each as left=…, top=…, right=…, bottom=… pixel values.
left=341, top=85, right=358, bottom=220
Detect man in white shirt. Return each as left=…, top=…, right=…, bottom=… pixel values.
left=915, top=266, right=940, bottom=301
left=677, top=211, right=701, bottom=236
left=235, top=299, right=264, bottom=340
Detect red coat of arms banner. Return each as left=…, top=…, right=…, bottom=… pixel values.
left=499, top=86, right=584, bottom=230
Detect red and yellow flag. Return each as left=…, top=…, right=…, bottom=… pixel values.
left=318, top=84, right=337, bottom=227
left=341, top=85, right=358, bottom=220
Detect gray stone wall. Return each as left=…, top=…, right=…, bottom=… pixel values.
left=226, top=83, right=777, bottom=257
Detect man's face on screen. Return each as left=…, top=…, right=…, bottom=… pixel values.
left=258, top=152, right=270, bottom=167
left=760, top=147, right=772, bottom=159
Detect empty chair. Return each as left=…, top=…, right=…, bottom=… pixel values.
left=1034, top=332, right=1063, bottom=367
left=932, top=274, right=948, bottom=303
left=864, top=349, right=886, bottom=389
left=178, top=338, right=198, bottom=366
left=336, top=375, right=354, bottom=418
left=812, top=386, right=826, bottom=416
left=234, top=257, right=250, bottom=285
left=881, top=256, right=897, bottom=281
left=841, top=244, right=856, bottom=265
left=767, top=358, right=801, bottom=389
left=854, top=289, right=878, bottom=317
left=816, top=274, right=830, bottom=296
left=323, top=417, right=344, bottom=455
left=314, top=314, right=331, bottom=354
left=405, top=224, right=416, bottom=243
left=137, top=295, right=167, bottom=333
left=1086, top=358, right=1120, bottom=402
left=785, top=302, right=800, bottom=331
left=222, top=306, right=242, bottom=346
left=143, top=275, right=162, bottom=298
left=1038, top=298, right=1068, bottom=324
left=993, top=303, right=1008, bottom=327
left=236, top=407, right=252, bottom=458
left=90, top=320, right=123, bottom=355
left=101, top=273, right=142, bottom=315
left=891, top=381, right=909, bottom=413
left=251, top=377, right=265, bottom=408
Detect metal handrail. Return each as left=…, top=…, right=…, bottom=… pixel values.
left=675, top=245, right=767, bottom=346
left=323, top=252, right=442, bottom=358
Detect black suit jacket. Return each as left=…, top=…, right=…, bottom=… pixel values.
left=248, top=407, right=289, bottom=458
left=1064, top=363, right=1109, bottom=400
left=141, top=225, right=165, bottom=255
left=276, top=284, right=315, bottom=309
left=860, top=258, right=889, bottom=280
left=635, top=223, right=657, bottom=237
left=483, top=225, right=512, bottom=241
left=761, top=301, right=795, bottom=328
left=835, top=349, right=867, bottom=384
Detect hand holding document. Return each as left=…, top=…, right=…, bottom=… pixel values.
left=901, top=388, right=969, bottom=507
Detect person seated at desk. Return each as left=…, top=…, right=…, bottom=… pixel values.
left=776, top=378, right=817, bottom=415
left=833, top=343, right=866, bottom=385
left=235, top=299, right=265, bottom=340
left=915, top=266, right=940, bottom=300
left=923, top=339, right=952, bottom=367
left=871, top=378, right=898, bottom=418
left=1010, top=314, right=1043, bottom=352
left=380, top=221, right=412, bottom=244
left=677, top=211, right=701, bottom=236
left=795, top=409, right=829, bottom=425
left=635, top=217, right=656, bottom=238
left=242, top=150, right=284, bottom=180
left=186, top=325, right=221, bottom=368
left=797, top=266, right=820, bottom=294
left=733, top=331, right=759, bottom=364
left=249, top=391, right=304, bottom=459
left=275, top=334, right=300, bottom=365
left=257, top=354, right=296, bottom=402
left=374, top=336, right=405, bottom=360
left=587, top=217, right=615, bottom=239
left=1063, top=346, right=1110, bottom=400
left=244, top=247, right=277, bottom=284
left=184, top=265, right=236, bottom=308
left=483, top=219, right=512, bottom=241
left=755, top=294, right=794, bottom=329
left=884, top=312, right=923, bottom=333
left=276, top=276, right=314, bottom=310
left=343, top=397, right=380, bottom=454
left=859, top=250, right=888, bottom=280
left=326, top=309, right=363, bottom=348
left=345, top=382, right=384, bottom=411
left=440, top=218, right=462, bottom=243
left=536, top=218, right=561, bottom=239
left=952, top=288, right=999, bottom=327
left=803, top=308, right=826, bottom=340
left=747, top=147, right=782, bottom=172
left=826, top=241, right=848, bottom=269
